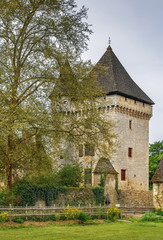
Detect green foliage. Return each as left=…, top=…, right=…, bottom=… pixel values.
left=16, top=173, right=58, bottom=185
left=140, top=212, right=163, bottom=222
left=78, top=212, right=89, bottom=224
left=26, top=216, right=55, bottom=222
left=99, top=174, right=106, bottom=187
left=149, top=141, right=163, bottom=155
left=149, top=141, right=163, bottom=184
left=63, top=206, right=81, bottom=220
left=54, top=214, right=61, bottom=221
left=0, top=211, right=9, bottom=222
left=0, top=188, right=15, bottom=207
left=106, top=207, right=120, bottom=221
left=13, top=183, right=67, bottom=206
left=154, top=208, right=163, bottom=216
left=92, top=187, right=104, bottom=205
left=0, top=0, right=93, bottom=190
left=12, top=217, right=25, bottom=224
left=56, top=163, right=83, bottom=187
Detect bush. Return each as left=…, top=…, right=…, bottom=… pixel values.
left=12, top=217, right=25, bottom=223
left=106, top=207, right=120, bottom=221
left=92, top=187, right=104, bottom=205
left=90, top=215, right=98, bottom=220
left=78, top=212, right=89, bottom=224
left=54, top=214, right=60, bottom=221
left=63, top=206, right=81, bottom=220
left=141, top=212, right=163, bottom=222
left=60, top=215, right=66, bottom=221
left=0, top=188, right=15, bottom=207
left=0, top=211, right=9, bottom=222
left=26, top=216, right=55, bottom=221
left=56, top=163, right=83, bottom=187
left=154, top=208, right=163, bottom=216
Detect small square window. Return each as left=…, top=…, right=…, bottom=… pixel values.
left=128, top=148, right=132, bottom=157
left=121, top=169, right=126, bottom=181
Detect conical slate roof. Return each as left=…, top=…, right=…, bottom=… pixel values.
left=94, top=45, right=154, bottom=105
left=152, top=157, right=163, bottom=183
left=94, top=157, right=118, bottom=174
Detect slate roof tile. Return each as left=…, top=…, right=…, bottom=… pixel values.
left=94, top=45, right=154, bottom=105
left=94, top=157, right=118, bottom=174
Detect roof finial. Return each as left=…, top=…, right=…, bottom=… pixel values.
left=108, top=37, right=111, bottom=46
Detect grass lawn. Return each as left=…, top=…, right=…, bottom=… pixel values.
left=0, top=222, right=163, bottom=240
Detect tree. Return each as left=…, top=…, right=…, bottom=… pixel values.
left=149, top=141, right=163, bottom=185
left=50, top=56, right=116, bottom=168
left=0, top=0, right=91, bottom=189
left=56, top=163, right=83, bottom=187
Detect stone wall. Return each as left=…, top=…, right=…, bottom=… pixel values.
left=35, top=188, right=97, bottom=207
left=153, top=183, right=163, bottom=209
left=52, top=94, right=153, bottom=193
left=117, top=190, right=153, bottom=207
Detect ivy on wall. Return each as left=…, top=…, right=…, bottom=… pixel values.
left=14, top=183, right=67, bottom=206
left=13, top=183, right=104, bottom=206
left=92, top=187, right=104, bottom=205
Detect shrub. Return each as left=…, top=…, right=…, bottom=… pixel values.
left=90, top=215, right=98, bottom=220
left=92, top=187, right=104, bottom=205
left=78, top=212, right=89, bottom=224
left=63, top=206, right=81, bottom=220
left=12, top=217, right=24, bottom=223
left=0, top=188, right=15, bottom=207
left=0, top=211, right=9, bottom=222
left=154, top=208, right=163, bottom=216
left=54, top=214, right=60, bottom=221
left=141, top=212, right=163, bottom=222
left=106, top=207, right=120, bottom=221
left=56, top=163, right=83, bottom=187
left=60, top=215, right=66, bottom=221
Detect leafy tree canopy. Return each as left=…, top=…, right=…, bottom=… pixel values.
left=0, top=0, right=92, bottom=189
left=149, top=141, right=163, bottom=185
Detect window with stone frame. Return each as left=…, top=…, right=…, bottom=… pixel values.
left=85, top=143, right=95, bottom=156
left=121, top=169, right=126, bottom=181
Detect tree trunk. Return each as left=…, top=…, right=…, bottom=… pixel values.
left=5, top=134, right=14, bottom=190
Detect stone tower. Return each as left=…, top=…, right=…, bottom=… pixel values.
left=92, top=45, right=154, bottom=191
left=51, top=45, right=154, bottom=194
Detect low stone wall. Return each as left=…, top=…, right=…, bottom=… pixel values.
left=35, top=188, right=154, bottom=208
left=53, top=188, right=97, bottom=206
left=35, top=188, right=97, bottom=207
left=117, top=190, right=153, bottom=207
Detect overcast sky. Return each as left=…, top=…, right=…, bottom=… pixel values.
left=75, top=0, right=163, bottom=144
